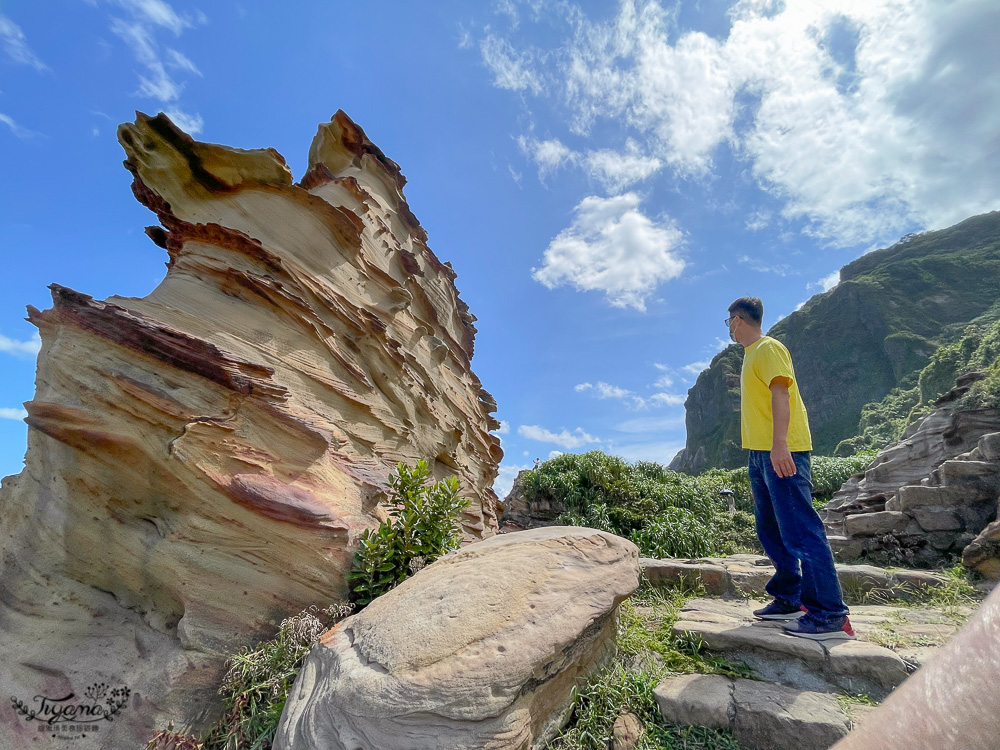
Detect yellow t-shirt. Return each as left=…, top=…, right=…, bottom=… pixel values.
left=740, top=336, right=812, bottom=451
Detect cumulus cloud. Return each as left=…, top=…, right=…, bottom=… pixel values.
left=0, top=407, right=28, bottom=420
left=0, top=14, right=49, bottom=71
left=533, top=193, right=685, bottom=310
left=0, top=331, right=41, bottom=358
left=495, top=420, right=511, bottom=435
left=482, top=0, right=1000, bottom=247
left=518, top=424, right=601, bottom=449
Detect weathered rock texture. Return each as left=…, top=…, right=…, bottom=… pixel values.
left=499, top=469, right=566, bottom=530
left=0, top=111, right=501, bottom=748
left=822, top=377, right=1000, bottom=571
left=655, top=673, right=851, bottom=750
left=273, top=526, right=641, bottom=750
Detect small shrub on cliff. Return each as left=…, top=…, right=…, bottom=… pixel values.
left=349, top=460, right=468, bottom=607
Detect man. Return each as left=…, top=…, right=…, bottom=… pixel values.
left=727, top=296, right=853, bottom=640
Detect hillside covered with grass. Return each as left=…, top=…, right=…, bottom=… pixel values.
left=671, top=211, right=1000, bottom=473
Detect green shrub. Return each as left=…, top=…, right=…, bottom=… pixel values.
left=348, top=460, right=468, bottom=607
left=629, top=507, right=715, bottom=558
left=811, top=452, right=877, bottom=499
left=201, top=603, right=353, bottom=750
left=531, top=451, right=759, bottom=558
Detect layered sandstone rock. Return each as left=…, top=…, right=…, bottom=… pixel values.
left=822, top=376, right=1000, bottom=569
left=273, top=527, right=641, bottom=750
left=0, top=111, right=501, bottom=748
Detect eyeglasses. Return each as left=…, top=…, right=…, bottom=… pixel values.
left=724, top=315, right=740, bottom=327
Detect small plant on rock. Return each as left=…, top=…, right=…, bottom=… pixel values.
left=201, top=603, right=353, bottom=750
left=349, top=460, right=468, bottom=607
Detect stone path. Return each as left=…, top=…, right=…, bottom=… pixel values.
left=640, top=554, right=947, bottom=601
left=636, top=556, right=978, bottom=750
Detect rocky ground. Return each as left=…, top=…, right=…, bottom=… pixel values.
left=610, top=555, right=985, bottom=750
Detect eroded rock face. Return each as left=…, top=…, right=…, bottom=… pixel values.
left=0, top=111, right=501, bottom=748
left=823, top=379, right=1000, bottom=569
left=273, top=527, right=641, bottom=750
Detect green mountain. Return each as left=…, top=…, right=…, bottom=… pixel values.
left=670, top=211, right=1000, bottom=474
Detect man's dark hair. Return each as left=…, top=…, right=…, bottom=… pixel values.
left=728, top=297, right=763, bottom=326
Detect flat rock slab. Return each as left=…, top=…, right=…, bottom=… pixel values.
left=673, top=599, right=908, bottom=698
left=274, top=527, right=641, bottom=750
left=654, top=674, right=850, bottom=750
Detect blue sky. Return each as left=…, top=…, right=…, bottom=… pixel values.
left=1, top=0, right=998, bottom=497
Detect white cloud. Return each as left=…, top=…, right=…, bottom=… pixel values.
left=575, top=381, right=631, bottom=399
left=495, top=420, right=511, bottom=434
left=113, top=0, right=191, bottom=34
left=648, top=392, right=685, bottom=407
left=481, top=34, right=543, bottom=94
left=548, top=450, right=563, bottom=459
left=533, top=193, right=685, bottom=310
left=738, top=254, right=793, bottom=276
left=483, top=0, right=1000, bottom=247
left=0, top=113, right=36, bottom=139
left=576, top=378, right=685, bottom=410
left=745, top=209, right=771, bottom=231
left=457, top=24, right=474, bottom=50
left=519, top=135, right=662, bottom=191
left=0, top=407, right=28, bottom=421
left=163, top=108, right=203, bottom=134
left=166, top=48, right=201, bottom=76
left=96, top=0, right=204, bottom=129
left=493, top=462, right=531, bottom=500
left=518, top=424, right=601, bottom=449
left=653, top=373, right=673, bottom=388
left=0, top=331, right=41, bottom=358
left=808, top=270, right=840, bottom=292
left=682, top=358, right=711, bottom=375
left=0, top=14, right=49, bottom=71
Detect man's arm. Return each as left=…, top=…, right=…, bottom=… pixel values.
left=769, top=379, right=796, bottom=477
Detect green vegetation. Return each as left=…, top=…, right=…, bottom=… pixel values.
left=677, top=211, right=1000, bottom=472
left=348, top=460, right=468, bottom=607
left=837, top=318, right=1000, bottom=454
left=546, top=584, right=747, bottom=750
left=525, top=450, right=875, bottom=556
left=198, top=604, right=353, bottom=750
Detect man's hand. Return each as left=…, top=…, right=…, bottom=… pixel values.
left=771, top=443, right=796, bottom=477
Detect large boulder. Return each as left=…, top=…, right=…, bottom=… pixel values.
left=274, top=526, right=641, bottom=750
left=0, top=111, right=501, bottom=748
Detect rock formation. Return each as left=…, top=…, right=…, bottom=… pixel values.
left=273, top=526, right=641, bottom=750
left=498, top=469, right=567, bottom=530
left=822, top=374, right=1000, bottom=571
left=0, top=111, right=501, bottom=748
left=671, top=211, right=1000, bottom=473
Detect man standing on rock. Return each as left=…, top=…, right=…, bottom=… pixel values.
left=727, top=296, right=855, bottom=640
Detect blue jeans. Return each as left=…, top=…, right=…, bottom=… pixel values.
left=749, top=450, right=848, bottom=622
